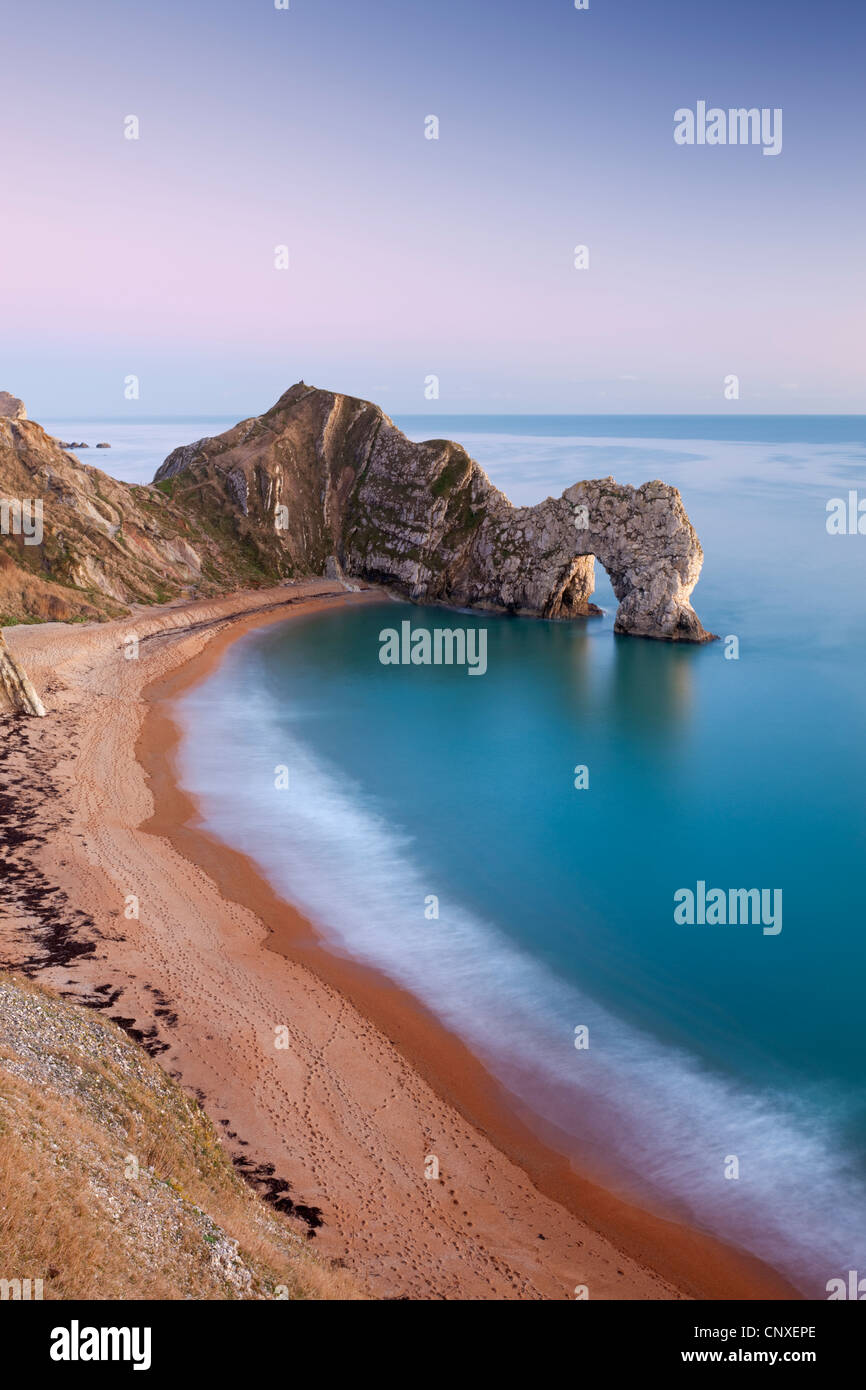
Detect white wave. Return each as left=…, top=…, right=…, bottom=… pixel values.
left=178, top=655, right=866, bottom=1297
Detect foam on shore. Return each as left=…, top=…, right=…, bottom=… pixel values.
left=178, top=636, right=866, bottom=1298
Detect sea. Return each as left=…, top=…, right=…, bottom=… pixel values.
left=51, top=413, right=866, bottom=1296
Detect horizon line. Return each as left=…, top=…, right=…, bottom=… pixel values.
left=39, top=411, right=866, bottom=422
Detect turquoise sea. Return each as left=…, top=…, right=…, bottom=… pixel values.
left=82, top=414, right=866, bottom=1296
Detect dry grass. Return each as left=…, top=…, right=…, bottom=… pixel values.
left=0, top=972, right=364, bottom=1300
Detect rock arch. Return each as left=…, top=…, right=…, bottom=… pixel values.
left=335, top=405, right=714, bottom=641
left=426, top=475, right=714, bottom=641
left=152, top=383, right=714, bottom=642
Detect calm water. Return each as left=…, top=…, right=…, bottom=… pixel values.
left=157, top=416, right=864, bottom=1295
left=40, top=418, right=236, bottom=485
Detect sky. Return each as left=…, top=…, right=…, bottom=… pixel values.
left=1, top=0, right=864, bottom=418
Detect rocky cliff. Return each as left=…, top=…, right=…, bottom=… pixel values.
left=0, top=409, right=288, bottom=632
left=157, top=382, right=714, bottom=641
left=1, top=384, right=713, bottom=656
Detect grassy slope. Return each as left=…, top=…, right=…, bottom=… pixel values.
left=0, top=973, right=364, bottom=1301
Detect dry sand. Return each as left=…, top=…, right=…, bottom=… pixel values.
left=0, top=582, right=798, bottom=1300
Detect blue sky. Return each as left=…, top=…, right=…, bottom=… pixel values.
left=2, top=0, right=863, bottom=416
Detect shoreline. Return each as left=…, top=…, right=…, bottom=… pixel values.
left=2, top=584, right=799, bottom=1300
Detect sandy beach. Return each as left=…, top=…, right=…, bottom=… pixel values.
left=0, top=582, right=798, bottom=1300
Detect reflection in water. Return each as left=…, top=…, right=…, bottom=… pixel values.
left=608, top=634, right=696, bottom=735
left=554, top=605, right=696, bottom=739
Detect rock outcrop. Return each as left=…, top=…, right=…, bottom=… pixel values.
left=0, top=631, right=46, bottom=716
left=157, top=383, right=714, bottom=641
left=0, top=392, right=26, bottom=421
left=1, top=384, right=713, bottom=643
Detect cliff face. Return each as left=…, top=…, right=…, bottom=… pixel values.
left=0, top=412, right=291, bottom=629
left=157, top=382, right=714, bottom=641
left=1, top=384, right=713, bottom=651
